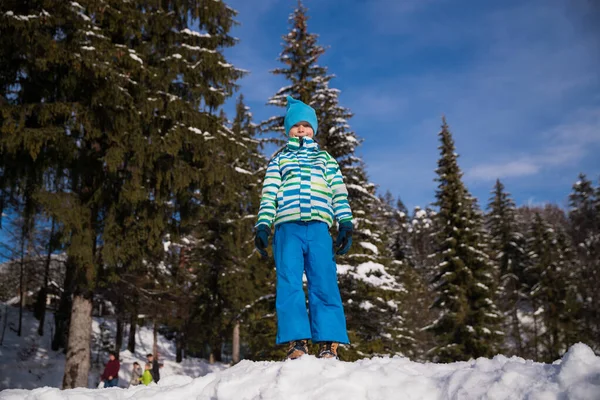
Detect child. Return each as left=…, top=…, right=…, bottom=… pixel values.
left=254, top=96, right=353, bottom=360
left=129, top=362, right=142, bottom=387
left=146, top=353, right=162, bottom=382
left=100, top=351, right=120, bottom=388
left=141, top=363, right=154, bottom=386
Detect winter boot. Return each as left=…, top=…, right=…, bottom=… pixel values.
left=287, top=340, right=309, bottom=360
left=317, top=342, right=339, bottom=359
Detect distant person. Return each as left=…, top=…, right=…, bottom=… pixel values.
left=141, top=363, right=154, bottom=386
left=146, top=353, right=163, bottom=383
left=129, top=362, right=142, bottom=387
left=254, top=96, right=353, bottom=360
left=100, top=351, right=120, bottom=388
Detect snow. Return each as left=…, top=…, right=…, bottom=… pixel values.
left=180, top=29, right=211, bottom=38
left=129, top=54, right=143, bottom=64
left=0, top=304, right=225, bottom=392
left=188, top=127, right=211, bottom=137
left=359, top=301, right=374, bottom=311
left=358, top=241, right=379, bottom=254
left=2, top=343, right=600, bottom=399
left=345, top=184, right=371, bottom=196
left=84, top=31, right=107, bottom=39
left=337, top=262, right=404, bottom=292
left=234, top=167, right=253, bottom=175
left=4, top=12, right=39, bottom=21
left=180, top=43, right=216, bottom=54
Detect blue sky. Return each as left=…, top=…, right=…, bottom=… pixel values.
left=222, top=0, right=600, bottom=211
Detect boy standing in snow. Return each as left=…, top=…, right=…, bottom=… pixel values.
left=255, top=96, right=353, bottom=360
left=100, top=351, right=120, bottom=388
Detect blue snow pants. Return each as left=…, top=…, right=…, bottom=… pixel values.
left=273, top=221, right=349, bottom=345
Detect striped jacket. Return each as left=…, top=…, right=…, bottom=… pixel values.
left=256, top=136, right=353, bottom=229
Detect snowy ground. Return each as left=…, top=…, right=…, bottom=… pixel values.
left=2, top=304, right=600, bottom=399
left=1, top=343, right=600, bottom=399
left=0, top=304, right=226, bottom=391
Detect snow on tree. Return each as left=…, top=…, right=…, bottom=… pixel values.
left=523, top=209, right=579, bottom=362
left=568, top=174, right=600, bottom=352
left=426, top=118, right=502, bottom=362
left=0, top=0, right=244, bottom=386
left=486, top=179, right=528, bottom=355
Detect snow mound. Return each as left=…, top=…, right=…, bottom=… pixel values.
left=2, top=343, right=599, bottom=400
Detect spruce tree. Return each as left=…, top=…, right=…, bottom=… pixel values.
left=377, top=193, right=432, bottom=360
left=427, top=118, right=501, bottom=362
left=465, top=196, right=503, bottom=356
left=185, top=96, right=276, bottom=361
left=526, top=209, right=577, bottom=362
left=1, top=0, right=244, bottom=385
left=486, top=179, right=528, bottom=355
left=568, top=174, right=600, bottom=351
left=261, top=0, right=329, bottom=140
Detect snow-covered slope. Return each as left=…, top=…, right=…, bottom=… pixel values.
left=0, top=304, right=225, bottom=391
left=2, top=343, right=600, bottom=399
left=2, top=304, right=600, bottom=399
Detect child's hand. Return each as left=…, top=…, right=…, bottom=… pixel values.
left=335, top=221, right=353, bottom=255
left=254, top=225, right=270, bottom=259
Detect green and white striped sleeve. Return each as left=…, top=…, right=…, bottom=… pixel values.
left=326, top=154, right=353, bottom=224
left=255, top=156, right=281, bottom=229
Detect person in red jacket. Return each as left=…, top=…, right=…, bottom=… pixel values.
left=100, top=351, right=120, bottom=388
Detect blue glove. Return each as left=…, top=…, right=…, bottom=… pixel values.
left=254, top=225, right=270, bottom=259
left=335, top=221, right=353, bottom=255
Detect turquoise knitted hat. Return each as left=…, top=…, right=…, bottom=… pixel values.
left=284, top=96, right=318, bottom=136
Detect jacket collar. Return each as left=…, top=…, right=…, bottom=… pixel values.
left=286, top=136, right=319, bottom=152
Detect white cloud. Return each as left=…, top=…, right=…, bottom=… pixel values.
left=467, top=108, right=600, bottom=181
left=468, top=160, right=540, bottom=181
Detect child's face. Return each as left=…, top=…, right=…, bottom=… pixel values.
left=289, top=121, right=314, bottom=139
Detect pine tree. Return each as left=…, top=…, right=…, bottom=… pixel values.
left=185, top=96, right=277, bottom=362
left=427, top=118, right=501, bottom=362
left=568, top=174, right=600, bottom=351
left=377, top=193, right=433, bottom=360
left=524, top=210, right=577, bottom=361
left=261, top=0, right=329, bottom=140
left=1, top=0, right=244, bottom=385
left=465, top=196, right=503, bottom=356
left=486, top=179, right=528, bottom=355
left=227, top=96, right=277, bottom=361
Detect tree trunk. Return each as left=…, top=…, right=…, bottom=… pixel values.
left=153, top=320, right=158, bottom=357
left=176, top=330, right=183, bottom=363
left=62, top=294, right=93, bottom=389
left=38, top=218, right=57, bottom=336
left=232, top=321, right=240, bottom=364
left=211, top=337, right=223, bottom=363
left=532, top=300, right=539, bottom=361
left=18, top=238, right=26, bottom=337
left=116, top=315, right=124, bottom=353
left=52, top=258, right=76, bottom=351
left=127, top=312, right=137, bottom=353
